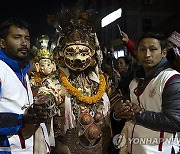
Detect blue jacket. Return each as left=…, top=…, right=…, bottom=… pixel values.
left=0, top=49, right=30, bottom=153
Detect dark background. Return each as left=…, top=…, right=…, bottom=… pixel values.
left=1, top=0, right=180, bottom=46
left=0, top=0, right=79, bottom=41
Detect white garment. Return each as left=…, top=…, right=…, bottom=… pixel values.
left=0, top=61, right=49, bottom=154
left=125, top=68, right=180, bottom=154
left=9, top=135, right=33, bottom=154
left=33, top=123, right=50, bottom=154
left=0, top=60, right=34, bottom=153
left=0, top=61, right=33, bottom=114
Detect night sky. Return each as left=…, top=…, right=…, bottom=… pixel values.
left=0, top=0, right=79, bottom=40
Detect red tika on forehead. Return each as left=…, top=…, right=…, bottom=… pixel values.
left=168, top=31, right=180, bottom=48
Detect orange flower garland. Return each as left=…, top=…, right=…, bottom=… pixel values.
left=34, top=72, right=42, bottom=84
left=59, top=71, right=106, bottom=104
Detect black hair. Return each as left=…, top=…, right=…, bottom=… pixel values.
left=166, top=48, right=176, bottom=62
left=0, top=17, right=31, bottom=39
left=137, top=32, right=167, bottom=50
left=115, top=57, right=130, bottom=66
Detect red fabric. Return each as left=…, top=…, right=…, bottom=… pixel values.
left=130, top=125, right=136, bottom=153
left=18, top=130, right=26, bottom=149
left=158, top=131, right=164, bottom=151
left=126, top=39, right=136, bottom=58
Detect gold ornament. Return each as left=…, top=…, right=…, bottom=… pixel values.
left=36, top=48, right=53, bottom=60
left=94, top=112, right=103, bottom=123
left=87, top=123, right=100, bottom=140
left=80, top=112, right=92, bottom=125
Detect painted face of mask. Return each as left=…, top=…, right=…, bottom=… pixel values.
left=38, top=59, right=55, bottom=75
left=63, top=44, right=93, bottom=71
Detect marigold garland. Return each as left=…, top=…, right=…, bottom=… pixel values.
left=34, top=72, right=42, bottom=84
left=59, top=71, right=106, bottom=104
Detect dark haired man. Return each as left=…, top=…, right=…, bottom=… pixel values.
left=113, top=32, right=180, bottom=153
left=0, top=18, right=48, bottom=154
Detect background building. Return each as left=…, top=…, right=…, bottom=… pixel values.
left=1, top=0, right=179, bottom=50
left=79, top=0, right=180, bottom=50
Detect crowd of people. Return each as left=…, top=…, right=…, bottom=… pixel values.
left=0, top=7, right=180, bottom=154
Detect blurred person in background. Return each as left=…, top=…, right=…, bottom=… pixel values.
left=166, top=31, right=180, bottom=72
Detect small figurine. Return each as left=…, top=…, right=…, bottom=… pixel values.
left=30, top=35, right=62, bottom=152
left=31, top=35, right=62, bottom=106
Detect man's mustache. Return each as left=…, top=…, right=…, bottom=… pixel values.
left=17, top=47, right=29, bottom=52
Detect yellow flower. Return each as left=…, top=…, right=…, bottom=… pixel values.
left=59, top=71, right=106, bottom=104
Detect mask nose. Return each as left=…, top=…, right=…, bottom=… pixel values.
left=74, top=59, right=82, bottom=64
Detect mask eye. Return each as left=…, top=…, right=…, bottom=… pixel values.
left=79, top=48, right=89, bottom=56
left=65, top=48, right=75, bottom=56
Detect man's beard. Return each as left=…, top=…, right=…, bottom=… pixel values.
left=3, top=48, right=31, bottom=68
left=18, top=50, right=32, bottom=68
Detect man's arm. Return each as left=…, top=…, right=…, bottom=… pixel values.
left=120, top=31, right=136, bottom=58
left=0, top=113, right=23, bottom=135
left=0, top=81, right=24, bottom=135
left=135, top=75, right=180, bottom=132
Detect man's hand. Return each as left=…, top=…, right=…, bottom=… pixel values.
left=21, top=124, right=39, bottom=139
left=131, top=103, right=145, bottom=114
left=121, top=31, right=129, bottom=44
left=23, top=104, right=48, bottom=124
left=114, top=100, right=144, bottom=120
left=114, top=100, right=134, bottom=120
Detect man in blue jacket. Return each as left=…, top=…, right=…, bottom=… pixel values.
left=0, top=18, right=48, bottom=153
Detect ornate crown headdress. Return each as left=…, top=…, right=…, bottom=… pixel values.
left=33, top=35, right=55, bottom=61
left=36, top=48, right=52, bottom=60
left=47, top=6, right=99, bottom=55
